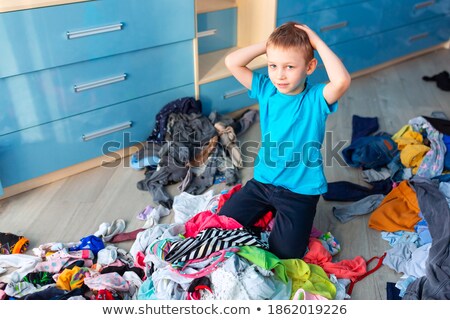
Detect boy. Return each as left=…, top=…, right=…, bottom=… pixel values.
left=218, top=22, right=351, bottom=259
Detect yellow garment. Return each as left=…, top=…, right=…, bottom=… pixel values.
left=391, top=124, right=413, bottom=140
left=282, top=259, right=336, bottom=300
left=400, top=144, right=430, bottom=174
left=56, top=266, right=88, bottom=290
left=394, top=131, right=423, bottom=151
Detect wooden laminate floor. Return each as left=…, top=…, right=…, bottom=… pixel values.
left=1, top=48, right=449, bottom=300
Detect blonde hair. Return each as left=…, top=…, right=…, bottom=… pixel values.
left=266, top=22, right=314, bottom=62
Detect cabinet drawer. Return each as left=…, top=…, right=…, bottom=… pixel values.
left=197, top=8, right=237, bottom=54
left=0, top=84, right=195, bottom=187
left=308, top=47, right=365, bottom=84
left=278, top=1, right=382, bottom=45
left=199, top=68, right=267, bottom=115
left=0, top=0, right=195, bottom=78
left=312, top=15, right=450, bottom=80
left=378, top=15, right=450, bottom=62
left=380, top=0, right=449, bottom=29
left=0, top=40, right=194, bottom=136
left=277, top=0, right=365, bottom=18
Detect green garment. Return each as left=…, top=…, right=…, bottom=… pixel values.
left=282, top=259, right=336, bottom=300
left=237, top=246, right=288, bottom=283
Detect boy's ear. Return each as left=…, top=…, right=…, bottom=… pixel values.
left=306, top=58, right=317, bottom=75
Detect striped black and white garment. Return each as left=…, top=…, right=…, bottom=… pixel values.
left=164, top=228, right=267, bottom=264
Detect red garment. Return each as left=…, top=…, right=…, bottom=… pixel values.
left=216, top=184, right=242, bottom=213
left=96, top=289, right=114, bottom=300
left=216, top=183, right=274, bottom=229
left=184, top=210, right=243, bottom=238
left=303, top=238, right=367, bottom=281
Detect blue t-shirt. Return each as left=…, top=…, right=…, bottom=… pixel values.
left=249, top=72, right=338, bottom=195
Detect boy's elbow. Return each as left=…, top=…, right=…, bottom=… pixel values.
left=224, top=54, right=234, bottom=70
left=338, top=74, right=351, bottom=93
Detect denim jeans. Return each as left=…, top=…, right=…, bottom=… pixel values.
left=218, top=179, right=319, bottom=259
left=342, top=135, right=398, bottom=169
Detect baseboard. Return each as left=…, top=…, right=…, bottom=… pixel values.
left=0, top=145, right=140, bottom=200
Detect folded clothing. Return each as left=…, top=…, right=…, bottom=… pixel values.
left=0, top=232, right=29, bottom=254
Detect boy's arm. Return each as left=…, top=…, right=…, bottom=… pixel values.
left=224, top=42, right=266, bottom=90
left=296, top=25, right=351, bottom=105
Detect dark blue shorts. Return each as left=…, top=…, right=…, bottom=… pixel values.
left=218, top=178, right=320, bottom=259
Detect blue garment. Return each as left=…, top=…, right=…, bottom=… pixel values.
left=443, top=134, right=450, bottom=170
left=323, top=178, right=392, bottom=202
left=249, top=73, right=337, bottom=195
left=351, top=115, right=379, bottom=143
left=342, top=134, right=397, bottom=169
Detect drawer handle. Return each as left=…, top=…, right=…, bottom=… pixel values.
left=223, top=87, right=248, bottom=99
left=82, top=121, right=132, bottom=141
left=320, top=21, right=348, bottom=32
left=197, top=29, right=218, bottom=38
left=414, top=0, right=435, bottom=10
left=67, top=23, right=124, bottom=39
left=74, top=74, right=127, bottom=93
left=409, top=32, right=429, bottom=42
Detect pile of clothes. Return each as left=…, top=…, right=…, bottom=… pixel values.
left=132, top=97, right=258, bottom=209
left=324, top=114, right=450, bottom=300
left=1, top=184, right=373, bottom=300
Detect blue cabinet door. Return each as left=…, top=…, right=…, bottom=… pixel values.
left=200, top=68, right=268, bottom=115
left=0, top=0, right=195, bottom=78
left=0, top=40, right=194, bottom=136
left=197, top=8, right=237, bottom=54
left=0, top=84, right=195, bottom=188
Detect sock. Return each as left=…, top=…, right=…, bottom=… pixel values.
left=422, top=71, right=450, bottom=91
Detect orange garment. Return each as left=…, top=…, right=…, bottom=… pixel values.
left=303, top=238, right=367, bottom=282
left=56, top=266, right=88, bottom=290
left=368, top=180, right=421, bottom=232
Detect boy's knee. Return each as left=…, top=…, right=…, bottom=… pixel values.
left=269, top=238, right=308, bottom=259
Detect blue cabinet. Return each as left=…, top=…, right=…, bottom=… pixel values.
left=1, top=40, right=194, bottom=135
left=200, top=68, right=268, bottom=115
left=0, top=0, right=195, bottom=78
left=0, top=0, right=195, bottom=192
left=277, top=0, right=450, bottom=84
left=197, top=8, right=237, bottom=54
left=0, top=84, right=195, bottom=187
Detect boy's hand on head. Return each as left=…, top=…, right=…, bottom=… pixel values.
left=295, top=24, right=321, bottom=50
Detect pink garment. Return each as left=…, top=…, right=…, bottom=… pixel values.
left=293, top=288, right=328, bottom=300
left=134, top=251, right=146, bottom=270
left=34, top=257, right=93, bottom=273
left=303, top=238, right=366, bottom=281
left=83, top=272, right=129, bottom=292
left=184, top=210, right=242, bottom=238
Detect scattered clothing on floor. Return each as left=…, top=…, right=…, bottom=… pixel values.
left=422, top=70, right=450, bottom=91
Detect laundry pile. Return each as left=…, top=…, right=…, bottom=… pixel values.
left=324, top=114, right=450, bottom=300
left=1, top=182, right=375, bottom=300
left=131, top=97, right=258, bottom=209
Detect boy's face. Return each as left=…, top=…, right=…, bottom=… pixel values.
left=266, top=45, right=315, bottom=95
